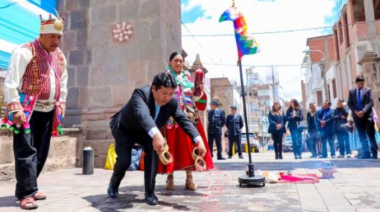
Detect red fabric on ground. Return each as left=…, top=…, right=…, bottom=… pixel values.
left=279, top=174, right=319, bottom=183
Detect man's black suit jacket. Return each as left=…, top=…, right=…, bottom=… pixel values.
left=347, top=86, right=374, bottom=120
left=110, top=85, right=199, bottom=143
left=226, top=114, right=244, bottom=136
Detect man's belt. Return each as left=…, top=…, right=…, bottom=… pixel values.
left=35, top=101, right=57, bottom=109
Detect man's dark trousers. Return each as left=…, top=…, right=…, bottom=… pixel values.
left=228, top=135, right=242, bottom=157
left=110, top=123, right=158, bottom=194
left=13, top=111, right=54, bottom=199
left=208, top=132, right=223, bottom=158
left=354, top=118, right=378, bottom=157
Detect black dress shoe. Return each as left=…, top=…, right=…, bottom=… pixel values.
left=239, top=156, right=244, bottom=159
left=217, top=157, right=226, bottom=160
left=145, top=193, right=158, bottom=205
left=228, top=156, right=232, bottom=159
left=372, top=154, right=378, bottom=159
left=107, top=186, right=118, bottom=198
left=359, top=154, right=371, bottom=159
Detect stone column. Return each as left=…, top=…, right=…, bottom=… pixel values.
left=363, top=0, right=379, bottom=55
left=58, top=0, right=181, bottom=167
left=364, top=0, right=376, bottom=38
left=358, top=51, right=380, bottom=118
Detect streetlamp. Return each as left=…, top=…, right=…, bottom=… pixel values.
left=303, top=49, right=328, bottom=101
left=246, top=67, right=254, bottom=132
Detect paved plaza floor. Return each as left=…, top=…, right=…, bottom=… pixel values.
left=1, top=152, right=380, bottom=212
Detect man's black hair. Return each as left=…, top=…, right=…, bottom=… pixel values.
left=152, top=72, right=177, bottom=90
left=355, top=76, right=365, bottom=83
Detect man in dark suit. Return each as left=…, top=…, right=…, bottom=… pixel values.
left=107, top=72, right=207, bottom=205
left=315, top=100, right=336, bottom=158
left=333, top=99, right=351, bottom=158
left=226, top=106, right=244, bottom=159
left=207, top=100, right=226, bottom=160
left=348, top=76, right=378, bottom=159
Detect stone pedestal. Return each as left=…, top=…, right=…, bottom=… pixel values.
left=0, top=128, right=82, bottom=181
left=58, top=0, right=182, bottom=167
left=358, top=51, right=380, bottom=116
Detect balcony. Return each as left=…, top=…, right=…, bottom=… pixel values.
left=350, top=20, right=380, bottom=42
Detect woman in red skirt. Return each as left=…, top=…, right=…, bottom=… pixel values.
left=157, top=52, right=214, bottom=190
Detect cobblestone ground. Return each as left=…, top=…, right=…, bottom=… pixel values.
left=1, top=152, right=380, bottom=212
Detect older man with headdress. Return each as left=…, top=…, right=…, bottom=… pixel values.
left=2, top=13, right=67, bottom=210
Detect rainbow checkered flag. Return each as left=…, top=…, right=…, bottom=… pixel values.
left=219, top=7, right=260, bottom=59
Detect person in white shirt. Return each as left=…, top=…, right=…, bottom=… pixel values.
left=2, top=14, right=68, bottom=210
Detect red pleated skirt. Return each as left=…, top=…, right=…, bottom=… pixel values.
left=157, top=118, right=214, bottom=173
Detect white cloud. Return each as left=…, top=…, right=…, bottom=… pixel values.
left=181, top=0, right=336, bottom=101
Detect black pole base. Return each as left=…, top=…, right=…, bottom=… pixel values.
left=238, top=175, right=266, bottom=187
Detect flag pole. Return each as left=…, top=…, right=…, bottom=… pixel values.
left=221, top=0, right=265, bottom=186
left=237, top=59, right=253, bottom=165
left=237, top=58, right=265, bottom=187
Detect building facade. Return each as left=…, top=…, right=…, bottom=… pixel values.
left=303, top=0, right=380, bottom=115
left=210, top=77, right=243, bottom=153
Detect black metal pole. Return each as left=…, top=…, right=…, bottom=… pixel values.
left=83, top=147, right=94, bottom=175
left=238, top=60, right=254, bottom=177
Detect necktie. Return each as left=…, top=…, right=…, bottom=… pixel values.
left=357, top=89, right=362, bottom=111
left=233, top=115, right=236, bottom=135
left=323, top=109, right=328, bottom=120
left=154, top=104, right=160, bottom=121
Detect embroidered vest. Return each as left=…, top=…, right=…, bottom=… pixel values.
left=20, top=39, right=65, bottom=101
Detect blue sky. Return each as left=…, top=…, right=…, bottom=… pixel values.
left=180, top=0, right=348, bottom=100
left=182, top=0, right=348, bottom=26
left=181, top=0, right=206, bottom=23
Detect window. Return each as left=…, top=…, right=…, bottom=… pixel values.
left=332, top=79, right=337, bottom=99
left=327, top=84, right=331, bottom=100
left=249, top=102, right=256, bottom=113
left=338, top=21, right=343, bottom=45
left=344, top=13, right=350, bottom=48
left=317, top=91, right=323, bottom=106
left=334, top=28, right=340, bottom=59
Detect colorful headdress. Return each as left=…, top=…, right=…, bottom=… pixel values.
left=40, top=13, right=64, bottom=35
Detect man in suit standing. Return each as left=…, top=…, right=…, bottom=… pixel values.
left=207, top=100, right=226, bottom=160
left=107, top=72, right=207, bottom=205
left=316, top=100, right=336, bottom=158
left=226, top=106, right=244, bottom=159
left=333, top=99, right=351, bottom=158
left=348, top=76, right=378, bottom=159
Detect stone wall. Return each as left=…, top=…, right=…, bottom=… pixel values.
left=57, top=0, right=182, bottom=167
left=358, top=51, right=380, bottom=119
left=0, top=128, right=82, bottom=181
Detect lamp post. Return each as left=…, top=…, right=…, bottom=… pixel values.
left=303, top=50, right=328, bottom=101
left=246, top=67, right=254, bottom=132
